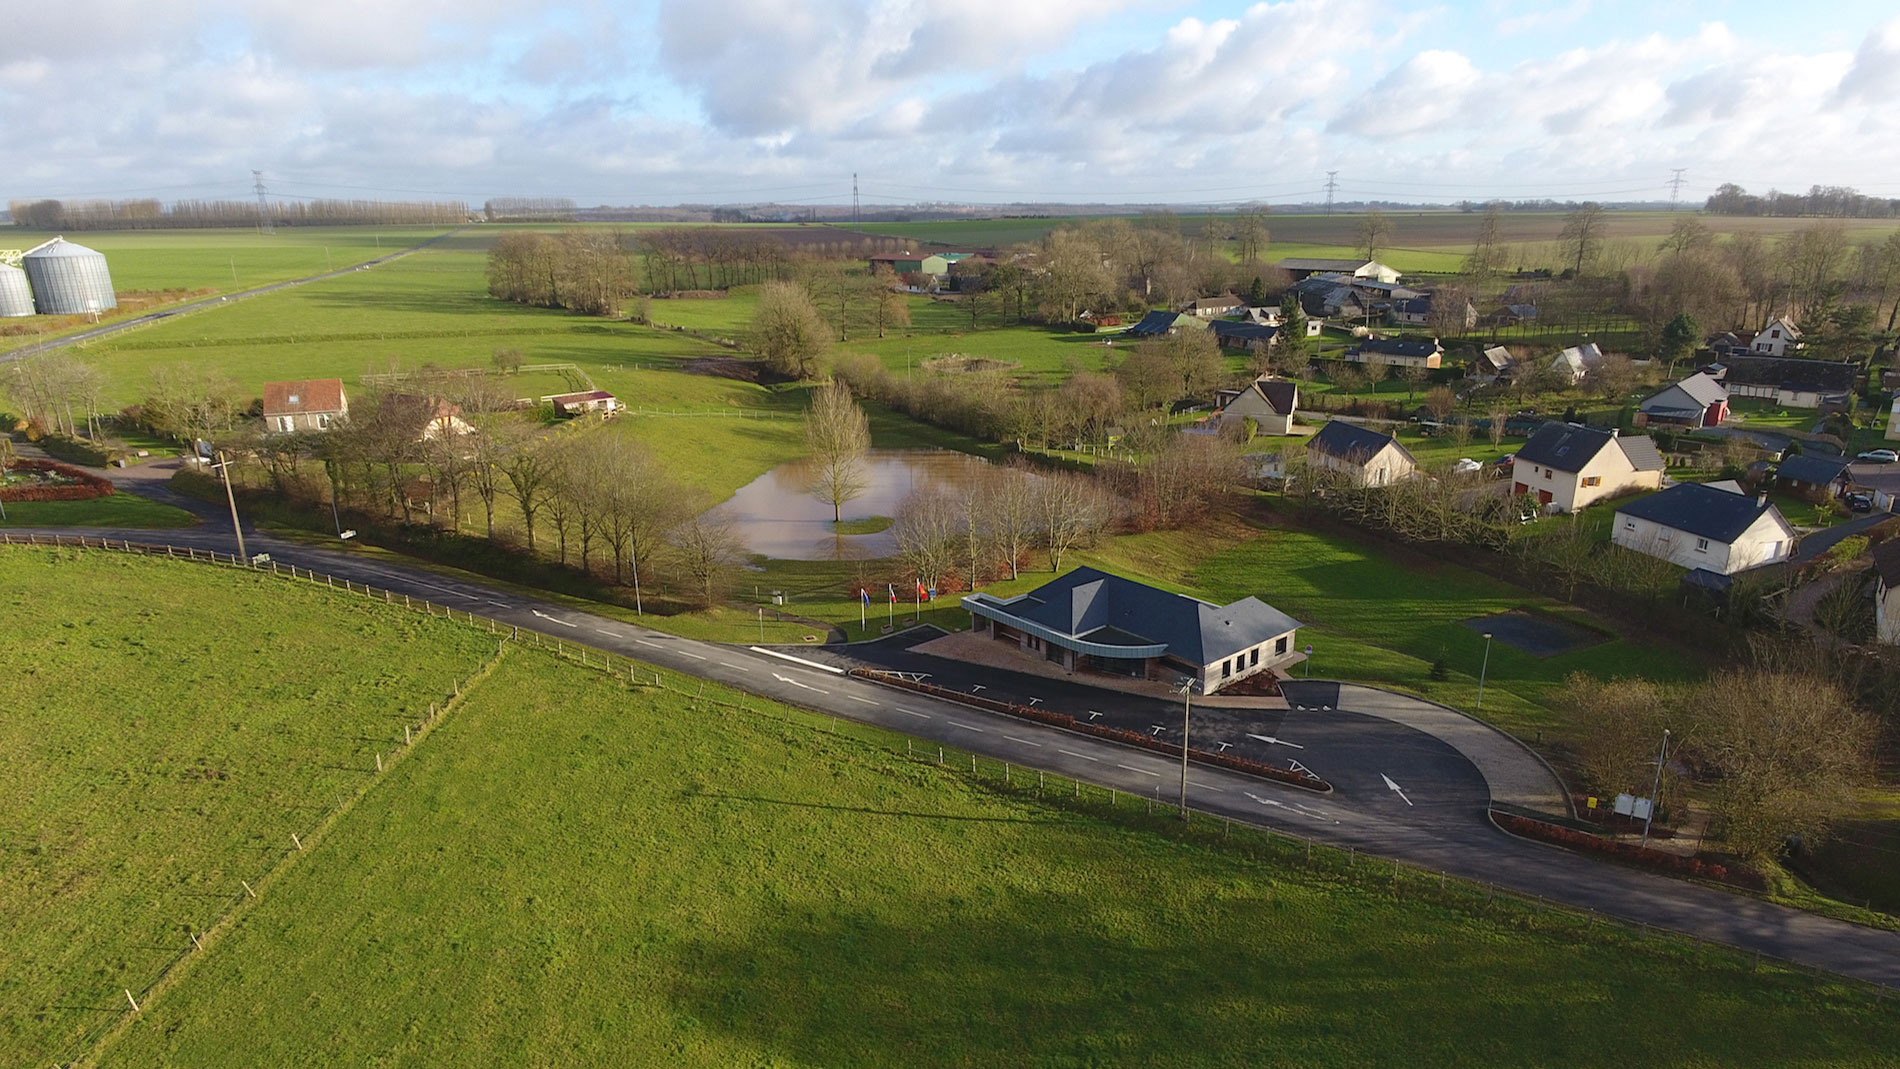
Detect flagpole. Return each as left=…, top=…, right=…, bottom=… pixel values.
left=860, top=591, right=866, bottom=632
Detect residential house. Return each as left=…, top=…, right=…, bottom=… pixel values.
left=1637, top=372, right=1728, bottom=429
left=384, top=393, right=474, bottom=441
left=1189, top=294, right=1244, bottom=318
left=1714, top=355, right=1857, bottom=408
left=1346, top=337, right=1443, bottom=369
left=1750, top=316, right=1802, bottom=356
left=1511, top=422, right=1665, bottom=512
left=1209, top=319, right=1280, bottom=352
left=261, top=378, right=348, bottom=434
left=1548, top=342, right=1606, bottom=384
left=1612, top=482, right=1797, bottom=575
left=548, top=390, right=620, bottom=417
left=1389, top=295, right=1477, bottom=329
left=1239, top=306, right=1283, bottom=327
left=1774, top=453, right=1850, bottom=501
left=1273, top=257, right=1401, bottom=283
left=962, top=565, right=1303, bottom=694
left=1214, top=377, right=1298, bottom=436
left=1304, top=420, right=1418, bottom=487
left=1492, top=303, right=1539, bottom=327
left=1474, top=345, right=1517, bottom=379
left=1125, top=310, right=1182, bottom=338
left=1874, top=540, right=1900, bottom=644
left=1705, top=331, right=1744, bottom=357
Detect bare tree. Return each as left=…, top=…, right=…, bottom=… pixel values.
left=1558, top=202, right=1606, bottom=276
left=499, top=431, right=560, bottom=550
left=1463, top=202, right=1504, bottom=279
left=752, top=280, right=830, bottom=380
left=983, top=463, right=1040, bottom=580
left=893, top=487, right=960, bottom=592
left=1557, top=673, right=1677, bottom=796
left=805, top=381, right=871, bottom=522
left=1153, top=328, right=1224, bottom=401
left=1358, top=208, right=1394, bottom=263
left=1036, top=470, right=1117, bottom=571
left=669, top=510, right=745, bottom=607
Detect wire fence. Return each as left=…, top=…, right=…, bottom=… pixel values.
left=5, top=531, right=1893, bottom=1063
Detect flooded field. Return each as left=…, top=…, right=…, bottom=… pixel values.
left=718, top=449, right=992, bottom=560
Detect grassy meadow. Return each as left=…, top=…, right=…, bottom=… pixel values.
left=0, top=562, right=1853, bottom=1065
left=0, top=491, right=197, bottom=528
left=0, top=548, right=498, bottom=1063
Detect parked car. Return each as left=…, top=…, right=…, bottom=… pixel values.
left=1845, top=491, right=1875, bottom=513
left=1856, top=449, right=1899, bottom=463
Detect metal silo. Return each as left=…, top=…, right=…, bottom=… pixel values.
left=0, top=263, right=33, bottom=317
left=22, top=237, right=117, bottom=315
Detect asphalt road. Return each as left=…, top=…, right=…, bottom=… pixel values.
left=0, top=227, right=468, bottom=362
left=8, top=500, right=1900, bottom=988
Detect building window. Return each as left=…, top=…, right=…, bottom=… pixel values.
left=1695, top=537, right=1709, bottom=553
left=277, top=416, right=294, bottom=432
left=1623, top=520, right=1635, bottom=531
left=1582, top=476, right=1601, bottom=487
left=1222, top=659, right=1232, bottom=678
left=1251, top=649, right=1260, bottom=667
left=317, top=413, right=332, bottom=429
left=1275, top=635, right=1288, bottom=655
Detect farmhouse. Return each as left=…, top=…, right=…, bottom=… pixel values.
left=1389, top=295, right=1476, bottom=329
left=1214, top=377, right=1298, bottom=436
left=1274, top=257, right=1401, bottom=283
left=1345, top=337, right=1443, bottom=369
left=384, top=393, right=474, bottom=441
left=1304, top=420, right=1417, bottom=487
left=548, top=390, right=620, bottom=417
left=1715, top=355, right=1857, bottom=408
left=962, top=566, right=1302, bottom=694
left=1637, top=372, right=1728, bottom=428
left=1511, top=422, right=1664, bottom=512
left=1750, top=316, right=1802, bottom=356
left=1612, top=482, right=1796, bottom=575
left=261, top=379, right=348, bottom=434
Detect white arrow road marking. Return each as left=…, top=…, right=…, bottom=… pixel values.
left=531, top=610, right=578, bottom=628
left=1246, top=791, right=1320, bottom=817
left=1381, top=773, right=1414, bottom=806
left=1245, top=733, right=1304, bottom=749
left=771, top=672, right=826, bottom=693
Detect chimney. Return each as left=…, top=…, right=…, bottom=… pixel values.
left=1608, top=428, right=1619, bottom=438
left=1758, top=492, right=1769, bottom=507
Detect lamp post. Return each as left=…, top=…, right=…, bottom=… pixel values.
left=1475, top=632, right=1494, bottom=715
left=1176, top=677, right=1199, bottom=820
left=1641, top=728, right=1671, bottom=847
left=214, top=450, right=247, bottom=563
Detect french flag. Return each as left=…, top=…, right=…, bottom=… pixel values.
left=888, top=584, right=898, bottom=603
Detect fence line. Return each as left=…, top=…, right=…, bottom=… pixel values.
left=7, top=533, right=1895, bottom=1013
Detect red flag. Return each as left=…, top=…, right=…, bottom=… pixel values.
left=888, top=583, right=897, bottom=603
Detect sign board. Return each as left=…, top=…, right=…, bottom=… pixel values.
left=1613, top=793, right=1653, bottom=820
left=1586, top=796, right=1598, bottom=810
left=1304, top=644, right=1313, bottom=655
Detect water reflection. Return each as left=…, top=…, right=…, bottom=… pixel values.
left=717, top=449, right=994, bottom=560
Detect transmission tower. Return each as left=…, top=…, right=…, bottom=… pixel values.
left=853, top=173, right=860, bottom=227
left=1668, top=168, right=1687, bottom=211
left=1324, top=171, right=1339, bottom=214
left=252, top=170, right=274, bottom=234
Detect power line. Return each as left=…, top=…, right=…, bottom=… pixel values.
left=1324, top=171, right=1339, bottom=214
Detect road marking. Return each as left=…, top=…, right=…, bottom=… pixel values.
left=1245, top=733, right=1304, bottom=749
left=676, top=650, right=708, bottom=661
left=593, top=628, right=617, bottom=636
left=1002, top=735, right=1043, bottom=747
left=949, top=722, right=984, bottom=733
left=1192, top=782, right=1226, bottom=794
left=487, top=599, right=510, bottom=607
left=895, top=708, right=931, bottom=719
left=1380, top=773, right=1414, bottom=807
left=1117, top=764, right=1161, bottom=777
left=719, top=661, right=749, bottom=672
left=847, top=695, right=878, bottom=706
left=747, top=646, right=846, bottom=674
left=770, top=672, right=830, bottom=695
left=531, top=609, right=578, bottom=628
left=1056, top=748, right=1100, bottom=762
left=636, top=639, right=664, bottom=649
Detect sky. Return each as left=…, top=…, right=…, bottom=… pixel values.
left=6, top=0, right=1900, bottom=209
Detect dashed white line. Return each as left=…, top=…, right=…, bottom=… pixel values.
left=635, top=639, right=664, bottom=649
left=895, top=708, right=931, bottom=719
left=949, top=722, right=985, bottom=733
left=719, top=661, right=749, bottom=672
left=593, top=627, right=617, bottom=636
left=1191, top=783, right=1227, bottom=794
left=847, top=695, right=878, bottom=706
left=1117, top=763, right=1161, bottom=777
left=1056, top=748, right=1099, bottom=762
left=676, top=650, right=708, bottom=661
left=1002, top=735, right=1044, bottom=747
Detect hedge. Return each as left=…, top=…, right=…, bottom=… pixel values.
left=1, top=459, right=116, bottom=502
left=849, top=669, right=1331, bottom=793
left=1493, top=811, right=1753, bottom=887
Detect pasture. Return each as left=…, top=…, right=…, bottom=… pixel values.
left=0, top=562, right=1856, bottom=1065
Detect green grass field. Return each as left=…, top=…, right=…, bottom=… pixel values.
left=0, top=492, right=197, bottom=528
left=0, top=548, right=499, bottom=1063
left=0, top=559, right=1858, bottom=1065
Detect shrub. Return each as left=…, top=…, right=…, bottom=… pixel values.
left=1494, top=812, right=1742, bottom=885
left=0, top=459, right=116, bottom=502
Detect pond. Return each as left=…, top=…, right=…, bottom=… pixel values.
left=717, top=449, right=995, bottom=561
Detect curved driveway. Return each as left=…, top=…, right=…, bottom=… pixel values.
left=5, top=502, right=1900, bottom=989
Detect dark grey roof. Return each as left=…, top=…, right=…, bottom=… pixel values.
left=1719, top=356, right=1857, bottom=393
left=1355, top=337, right=1440, bottom=358
left=1872, top=539, right=1900, bottom=588
left=1257, top=379, right=1297, bottom=416
left=1393, top=297, right=1432, bottom=315
left=1210, top=319, right=1279, bottom=345
left=1642, top=373, right=1727, bottom=413
left=968, top=566, right=1300, bottom=663
left=1618, top=436, right=1665, bottom=472
left=1515, top=422, right=1615, bottom=472
left=1306, top=420, right=1408, bottom=464
left=1776, top=453, right=1850, bottom=486
left=1126, top=310, right=1178, bottom=337
left=1616, top=482, right=1786, bottom=543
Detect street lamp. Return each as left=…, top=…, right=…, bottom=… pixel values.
left=1175, top=677, right=1200, bottom=820
left=213, top=450, right=247, bottom=563
left=1475, top=632, right=1494, bottom=714
left=1641, top=728, right=1671, bottom=847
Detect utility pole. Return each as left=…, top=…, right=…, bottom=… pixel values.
left=252, top=170, right=273, bottom=235
left=1641, top=728, right=1671, bottom=846
left=1324, top=171, right=1339, bottom=214
left=853, top=173, right=860, bottom=228
left=1176, top=678, right=1198, bottom=820
left=1475, top=631, right=1494, bottom=715
left=1668, top=169, right=1687, bottom=212
left=215, top=450, right=247, bottom=562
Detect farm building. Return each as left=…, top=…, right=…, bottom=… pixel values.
left=1344, top=337, right=1443, bottom=369
left=548, top=390, right=620, bottom=417
left=1273, top=258, right=1400, bottom=283
left=1713, top=356, right=1856, bottom=409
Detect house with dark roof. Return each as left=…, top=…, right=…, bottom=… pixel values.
left=1511, top=422, right=1664, bottom=512
left=1214, top=376, right=1298, bottom=436
left=1209, top=319, right=1280, bottom=352
left=1714, top=355, right=1857, bottom=408
left=261, top=378, right=348, bottom=434
left=1612, top=482, right=1796, bottom=575
left=1346, top=336, right=1443, bottom=369
left=1492, top=303, right=1539, bottom=327
left=1874, top=540, right=1900, bottom=645
left=1126, top=310, right=1183, bottom=338
left=1774, top=453, right=1851, bottom=500
left=1637, top=372, right=1728, bottom=428
left=1273, top=257, right=1400, bottom=283
left=962, top=566, right=1303, bottom=693
left=1304, top=420, right=1417, bottom=487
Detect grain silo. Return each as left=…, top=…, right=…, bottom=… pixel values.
left=22, top=237, right=117, bottom=315
left=0, top=263, right=34, bottom=317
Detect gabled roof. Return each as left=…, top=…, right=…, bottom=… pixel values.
left=1665, top=372, right=1727, bottom=408
left=1126, top=310, right=1179, bottom=337
left=1256, top=379, right=1297, bottom=416
left=1616, top=482, right=1789, bottom=544
left=1306, top=420, right=1411, bottom=465
left=1872, top=539, right=1900, bottom=588
left=1618, top=436, right=1666, bottom=472
left=1776, top=453, right=1851, bottom=487
left=551, top=390, right=616, bottom=404
left=1392, top=297, right=1432, bottom=315
left=1515, top=422, right=1615, bottom=472
left=1501, top=303, right=1539, bottom=318
left=262, top=378, right=347, bottom=416
left=1478, top=345, right=1516, bottom=371
left=1550, top=342, right=1605, bottom=374
left=1719, top=355, right=1857, bottom=393
left=1355, top=337, right=1441, bottom=359
left=1210, top=319, right=1279, bottom=345
left=966, top=566, right=1301, bottom=664
left=1757, top=316, right=1802, bottom=340
left=1193, top=294, right=1242, bottom=310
